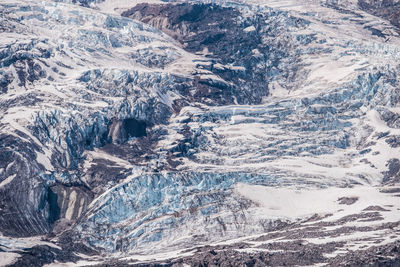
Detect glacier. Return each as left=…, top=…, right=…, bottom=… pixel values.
left=0, top=0, right=400, bottom=266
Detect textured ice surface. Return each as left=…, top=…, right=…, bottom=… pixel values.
left=1, top=0, right=400, bottom=264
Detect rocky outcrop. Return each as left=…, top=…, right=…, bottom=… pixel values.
left=122, top=3, right=309, bottom=105
left=383, top=158, right=400, bottom=184
left=0, top=133, right=51, bottom=237
left=358, top=0, right=400, bottom=29
left=108, top=118, right=147, bottom=144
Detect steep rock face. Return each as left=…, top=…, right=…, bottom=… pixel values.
left=0, top=132, right=52, bottom=236
left=51, top=185, right=92, bottom=225
left=107, top=118, right=147, bottom=144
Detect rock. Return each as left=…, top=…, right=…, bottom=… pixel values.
left=338, top=197, right=359, bottom=205
left=108, top=118, right=147, bottom=144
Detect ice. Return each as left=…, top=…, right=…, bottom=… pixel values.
left=2, top=0, right=400, bottom=261
left=0, top=252, right=20, bottom=266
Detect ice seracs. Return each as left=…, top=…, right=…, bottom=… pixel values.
left=1, top=0, right=400, bottom=265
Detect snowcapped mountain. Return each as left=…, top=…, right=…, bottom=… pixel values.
left=0, top=0, right=400, bottom=266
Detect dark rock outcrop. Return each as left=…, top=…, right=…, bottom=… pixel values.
left=358, top=0, right=400, bottom=30
left=123, top=3, right=308, bottom=105
left=108, top=118, right=147, bottom=144
left=383, top=158, right=400, bottom=184
left=10, top=245, right=80, bottom=267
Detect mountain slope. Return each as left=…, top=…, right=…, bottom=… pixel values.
left=0, top=0, right=400, bottom=266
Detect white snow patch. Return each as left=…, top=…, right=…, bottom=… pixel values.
left=97, top=0, right=163, bottom=15
left=0, top=252, right=20, bottom=266
left=0, top=174, right=16, bottom=189
left=43, top=260, right=102, bottom=267
left=36, top=151, right=54, bottom=171
left=268, top=81, right=289, bottom=98
left=0, top=235, right=61, bottom=252
left=85, top=149, right=133, bottom=168
left=122, top=249, right=194, bottom=263
left=235, top=183, right=400, bottom=221
left=244, top=25, right=256, bottom=32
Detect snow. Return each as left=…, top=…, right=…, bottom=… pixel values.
left=235, top=183, right=400, bottom=221
left=359, top=109, right=400, bottom=172
left=121, top=249, right=194, bottom=263
left=36, top=151, right=54, bottom=171
left=2, top=0, right=400, bottom=260
left=235, top=247, right=272, bottom=253
left=231, top=182, right=400, bottom=259
left=0, top=252, right=20, bottom=266
left=98, top=0, right=163, bottom=16
left=306, top=56, right=359, bottom=85
left=0, top=235, right=61, bottom=252
left=85, top=149, right=134, bottom=168
left=43, top=260, right=102, bottom=267
left=243, top=25, right=256, bottom=32
left=0, top=174, right=16, bottom=189
left=268, top=81, right=289, bottom=98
